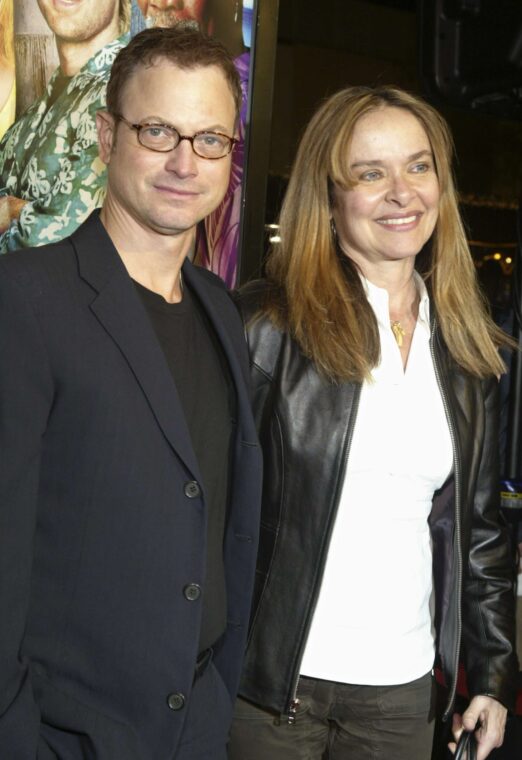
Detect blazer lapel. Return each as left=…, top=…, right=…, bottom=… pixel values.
left=71, top=212, right=202, bottom=482
left=182, top=261, right=257, bottom=444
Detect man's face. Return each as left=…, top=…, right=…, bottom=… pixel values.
left=97, top=59, right=236, bottom=241
left=37, top=0, right=120, bottom=42
left=136, top=0, right=207, bottom=27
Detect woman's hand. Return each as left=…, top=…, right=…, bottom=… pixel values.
left=448, top=696, right=507, bottom=759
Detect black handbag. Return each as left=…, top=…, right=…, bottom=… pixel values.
left=454, top=730, right=478, bottom=760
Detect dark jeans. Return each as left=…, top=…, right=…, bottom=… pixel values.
left=228, top=671, right=436, bottom=760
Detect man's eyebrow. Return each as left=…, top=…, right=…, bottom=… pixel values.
left=196, top=124, right=234, bottom=134
left=136, top=115, right=170, bottom=124
left=137, top=116, right=232, bottom=133
left=350, top=150, right=433, bottom=169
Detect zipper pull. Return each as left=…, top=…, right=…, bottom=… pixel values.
left=286, top=698, right=300, bottom=725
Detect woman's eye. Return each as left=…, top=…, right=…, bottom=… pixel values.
left=411, top=162, right=430, bottom=173
left=360, top=170, right=382, bottom=181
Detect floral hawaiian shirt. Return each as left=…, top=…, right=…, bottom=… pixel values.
left=0, top=35, right=129, bottom=253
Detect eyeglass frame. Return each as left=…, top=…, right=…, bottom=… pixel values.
left=111, top=113, right=238, bottom=160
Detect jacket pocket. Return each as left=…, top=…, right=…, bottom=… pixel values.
left=33, top=670, right=145, bottom=760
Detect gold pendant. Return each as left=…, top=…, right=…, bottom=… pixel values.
left=391, top=321, right=405, bottom=348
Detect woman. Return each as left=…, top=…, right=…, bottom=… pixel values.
left=228, top=86, right=518, bottom=760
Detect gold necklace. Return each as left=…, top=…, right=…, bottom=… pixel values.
left=390, top=321, right=405, bottom=347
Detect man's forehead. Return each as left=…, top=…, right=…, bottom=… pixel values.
left=120, top=59, right=236, bottom=124
left=127, top=58, right=225, bottom=81
left=122, top=59, right=234, bottom=100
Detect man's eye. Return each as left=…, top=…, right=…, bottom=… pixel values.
left=143, top=126, right=170, bottom=139
left=200, top=134, right=224, bottom=147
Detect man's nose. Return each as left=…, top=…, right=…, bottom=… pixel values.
left=164, top=137, right=198, bottom=177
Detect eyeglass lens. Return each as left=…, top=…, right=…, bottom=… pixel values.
left=138, top=124, right=232, bottom=158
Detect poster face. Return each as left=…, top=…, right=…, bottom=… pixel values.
left=0, top=0, right=254, bottom=286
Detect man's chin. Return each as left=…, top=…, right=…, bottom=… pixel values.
left=148, top=218, right=199, bottom=239
left=146, top=14, right=201, bottom=30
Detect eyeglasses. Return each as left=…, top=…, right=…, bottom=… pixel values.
left=113, top=114, right=237, bottom=160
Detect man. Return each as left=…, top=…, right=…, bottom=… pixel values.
left=0, top=26, right=262, bottom=759
left=134, top=0, right=244, bottom=54
left=0, top=0, right=130, bottom=252
left=132, top=0, right=248, bottom=287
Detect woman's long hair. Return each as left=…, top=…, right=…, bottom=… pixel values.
left=264, top=85, right=512, bottom=382
left=120, top=0, right=132, bottom=34
left=0, top=0, right=14, bottom=68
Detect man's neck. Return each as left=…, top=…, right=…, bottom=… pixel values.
left=56, top=24, right=121, bottom=77
left=124, top=249, right=190, bottom=304
left=99, top=205, right=193, bottom=305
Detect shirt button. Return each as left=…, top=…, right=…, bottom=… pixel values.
left=167, top=692, right=186, bottom=711
left=183, top=583, right=201, bottom=601
left=184, top=481, right=200, bottom=498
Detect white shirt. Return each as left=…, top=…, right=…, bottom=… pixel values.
left=300, top=274, right=453, bottom=685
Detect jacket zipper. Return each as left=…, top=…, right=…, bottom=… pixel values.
left=430, top=323, right=463, bottom=722
left=285, top=327, right=462, bottom=722
left=284, top=383, right=362, bottom=723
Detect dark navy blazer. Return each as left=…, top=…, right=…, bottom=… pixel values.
left=0, top=212, right=262, bottom=759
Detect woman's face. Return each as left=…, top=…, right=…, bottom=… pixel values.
left=331, top=106, right=440, bottom=272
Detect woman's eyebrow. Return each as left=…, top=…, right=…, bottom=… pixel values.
left=350, top=150, right=433, bottom=169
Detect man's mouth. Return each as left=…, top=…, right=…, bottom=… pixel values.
left=53, top=0, right=83, bottom=9
left=155, top=184, right=200, bottom=198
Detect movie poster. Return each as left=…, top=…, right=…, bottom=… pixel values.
left=0, top=0, right=15, bottom=140
left=0, top=0, right=255, bottom=286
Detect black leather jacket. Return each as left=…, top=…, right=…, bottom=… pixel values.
left=237, top=280, right=518, bottom=721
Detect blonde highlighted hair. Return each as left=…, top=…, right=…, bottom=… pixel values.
left=0, top=0, right=14, bottom=67
left=119, top=0, right=132, bottom=34
left=264, top=85, right=513, bottom=382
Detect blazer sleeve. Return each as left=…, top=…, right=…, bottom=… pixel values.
left=461, top=375, right=519, bottom=710
left=0, top=263, right=54, bottom=753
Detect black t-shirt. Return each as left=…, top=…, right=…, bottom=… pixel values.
left=134, top=279, right=235, bottom=652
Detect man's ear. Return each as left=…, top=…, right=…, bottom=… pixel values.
left=96, top=111, right=116, bottom=164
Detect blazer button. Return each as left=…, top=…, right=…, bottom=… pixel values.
left=183, top=583, right=202, bottom=601
left=167, top=692, right=185, bottom=711
left=184, top=481, right=200, bottom=498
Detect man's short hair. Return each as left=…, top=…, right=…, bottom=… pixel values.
left=106, top=26, right=242, bottom=122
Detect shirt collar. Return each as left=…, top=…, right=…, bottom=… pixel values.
left=360, top=270, right=430, bottom=329
left=51, top=34, right=130, bottom=86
